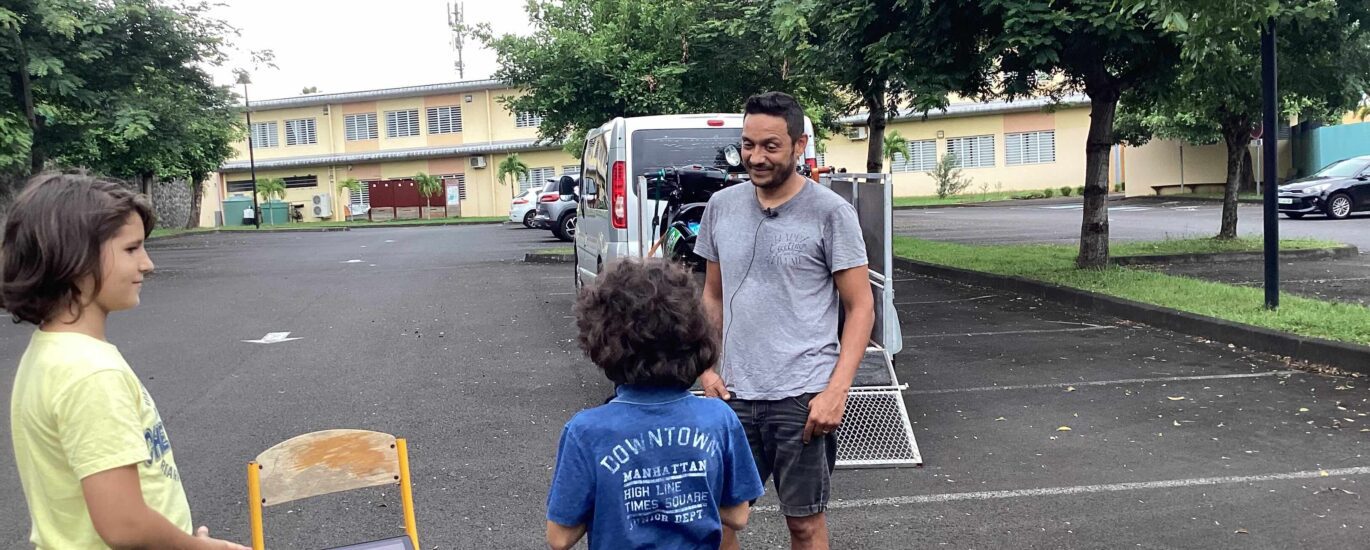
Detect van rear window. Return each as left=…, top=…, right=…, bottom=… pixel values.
left=631, top=128, right=742, bottom=178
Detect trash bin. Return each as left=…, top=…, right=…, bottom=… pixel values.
left=223, top=195, right=254, bottom=227
left=261, top=200, right=290, bottom=225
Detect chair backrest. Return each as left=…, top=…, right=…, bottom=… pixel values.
left=255, top=429, right=400, bottom=506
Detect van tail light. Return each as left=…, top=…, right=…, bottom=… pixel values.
left=513, top=199, right=528, bottom=205
left=707, top=119, right=725, bottom=127
left=539, top=192, right=559, bottom=202
left=806, top=157, right=817, bottom=169
left=611, top=160, right=627, bottom=229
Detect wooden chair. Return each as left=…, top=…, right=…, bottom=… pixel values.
left=247, top=429, right=419, bottom=549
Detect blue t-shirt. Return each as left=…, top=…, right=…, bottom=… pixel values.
left=547, top=385, right=764, bottom=549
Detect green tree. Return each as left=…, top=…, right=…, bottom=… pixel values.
left=496, top=154, right=530, bottom=195
left=1117, top=1, right=1370, bottom=239
left=468, top=0, right=839, bottom=157
left=882, top=131, right=908, bottom=176
left=776, top=0, right=995, bottom=173
left=932, top=152, right=972, bottom=199
left=414, top=172, right=443, bottom=218
left=978, top=0, right=1182, bottom=268
left=256, top=177, right=285, bottom=201
left=0, top=0, right=240, bottom=198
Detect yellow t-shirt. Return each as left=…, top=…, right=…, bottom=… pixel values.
left=10, top=330, right=193, bottom=549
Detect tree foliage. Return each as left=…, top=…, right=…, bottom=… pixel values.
left=470, top=0, right=840, bottom=158
left=496, top=154, right=529, bottom=190
left=0, top=0, right=241, bottom=201
left=882, top=130, right=907, bottom=175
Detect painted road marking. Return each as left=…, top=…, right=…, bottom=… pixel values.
left=343, top=259, right=363, bottom=263
left=904, top=325, right=1116, bottom=339
left=896, top=295, right=997, bottom=305
left=755, top=466, right=1370, bottom=512
left=905, top=372, right=1285, bottom=395
left=242, top=332, right=302, bottom=344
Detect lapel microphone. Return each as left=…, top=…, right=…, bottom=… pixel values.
left=763, top=207, right=778, bottom=218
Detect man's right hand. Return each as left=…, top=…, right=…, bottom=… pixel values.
left=195, top=527, right=250, bottom=550
left=700, top=369, right=731, bottom=400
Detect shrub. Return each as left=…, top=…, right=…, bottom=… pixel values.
left=1042, top=188, right=1055, bottom=198
left=1077, top=186, right=1086, bottom=196
left=1060, top=186, right=1073, bottom=197
left=933, top=153, right=974, bottom=199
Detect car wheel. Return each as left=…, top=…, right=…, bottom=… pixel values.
left=522, top=211, right=536, bottom=228
left=554, top=213, right=577, bottom=242
left=1326, top=193, right=1353, bottom=219
left=1284, top=212, right=1304, bottom=219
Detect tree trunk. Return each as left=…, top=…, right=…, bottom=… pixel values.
left=1077, top=81, right=1119, bottom=269
left=1240, top=149, right=1257, bottom=193
left=865, top=84, right=887, bottom=174
left=1218, top=113, right=1252, bottom=240
left=9, top=33, right=42, bottom=175
left=187, top=173, right=205, bottom=229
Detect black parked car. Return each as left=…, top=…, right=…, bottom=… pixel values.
left=1278, top=156, right=1370, bottom=219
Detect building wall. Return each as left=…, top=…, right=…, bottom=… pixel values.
left=821, top=106, right=1094, bottom=196
left=1121, top=138, right=1294, bottom=197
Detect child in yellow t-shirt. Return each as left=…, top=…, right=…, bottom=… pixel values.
left=2, top=174, right=247, bottom=549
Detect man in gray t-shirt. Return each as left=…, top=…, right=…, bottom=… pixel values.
left=694, top=92, right=874, bottom=550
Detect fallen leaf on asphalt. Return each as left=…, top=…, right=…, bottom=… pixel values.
left=1167, top=396, right=1186, bottom=401
left=995, top=417, right=1006, bottom=421
left=1321, top=470, right=1330, bottom=477
left=1300, top=408, right=1310, bottom=412
left=1066, top=386, right=1076, bottom=392
left=1057, top=426, right=1072, bottom=432
left=1173, top=420, right=1182, bottom=427
left=1235, top=529, right=1249, bottom=535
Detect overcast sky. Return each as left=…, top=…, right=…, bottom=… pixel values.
left=208, top=0, right=531, bottom=101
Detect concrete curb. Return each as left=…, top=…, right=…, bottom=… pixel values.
left=893, top=257, right=1370, bottom=374
left=1113, top=245, right=1361, bottom=266
left=525, top=253, right=575, bottom=264
left=892, top=194, right=1126, bottom=211
left=348, top=220, right=507, bottom=229
left=1129, top=196, right=1264, bottom=205
left=148, top=227, right=350, bottom=242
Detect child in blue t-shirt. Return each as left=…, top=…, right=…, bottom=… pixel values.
left=547, top=259, right=764, bottom=550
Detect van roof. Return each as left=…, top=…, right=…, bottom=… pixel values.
left=617, top=113, right=744, bottom=131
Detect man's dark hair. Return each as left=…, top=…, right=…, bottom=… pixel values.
left=1, top=172, right=154, bottom=325
left=576, top=259, right=719, bottom=389
left=744, top=91, right=806, bottom=143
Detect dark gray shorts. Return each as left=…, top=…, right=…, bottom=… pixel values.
left=727, top=393, right=838, bottom=517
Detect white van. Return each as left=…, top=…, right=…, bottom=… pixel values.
left=573, top=113, right=816, bottom=287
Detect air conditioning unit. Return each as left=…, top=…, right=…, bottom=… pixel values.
left=469, top=156, right=488, bottom=169
left=312, top=193, right=332, bottom=218
left=844, top=126, right=870, bottom=141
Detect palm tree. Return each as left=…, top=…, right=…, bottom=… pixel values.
left=497, top=154, right=531, bottom=197
left=414, top=172, right=444, bottom=218
left=256, top=178, right=287, bottom=225
left=882, top=130, right=908, bottom=175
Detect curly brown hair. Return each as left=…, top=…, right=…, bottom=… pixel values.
left=1, top=172, right=154, bottom=325
left=576, top=259, right=719, bottom=388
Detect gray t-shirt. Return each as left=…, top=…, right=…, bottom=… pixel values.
left=694, top=179, right=868, bottom=400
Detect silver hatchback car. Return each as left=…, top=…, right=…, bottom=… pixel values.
left=534, top=175, right=580, bottom=242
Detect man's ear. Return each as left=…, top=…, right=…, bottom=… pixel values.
left=794, top=133, right=809, bottom=159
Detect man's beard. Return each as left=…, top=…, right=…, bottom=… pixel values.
left=746, top=155, right=797, bottom=189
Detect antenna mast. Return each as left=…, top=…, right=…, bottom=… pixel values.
left=447, top=2, right=466, bottom=79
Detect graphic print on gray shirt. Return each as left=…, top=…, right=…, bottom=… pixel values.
left=694, top=180, right=868, bottom=401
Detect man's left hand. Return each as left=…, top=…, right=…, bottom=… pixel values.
left=803, top=387, right=849, bottom=444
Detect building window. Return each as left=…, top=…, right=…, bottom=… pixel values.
left=345, top=113, right=378, bottom=141
left=283, top=175, right=318, bottom=189
left=385, top=109, right=421, bottom=138
left=427, top=106, right=463, bottom=134
left=946, top=135, right=995, bottom=169
left=515, top=111, right=543, bottom=128
left=1006, top=130, right=1055, bottom=165
left=284, top=118, right=317, bottom=146
left=250, top=122, right=278, bottom=148
left=443, top=174, right=467, bottom=201
left=519, top=166, right=556, bottom=193
left=349, top=180, right=373, bottom=206
left=816, top=150, right=826, bottom=167
left=227, top=180, right=255, bottom=193
left=891, top=139, right=938, bottom=172
left=562, top=164, right=579, bottom=176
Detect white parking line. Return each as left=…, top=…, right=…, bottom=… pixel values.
left=904, top=371, right=1285, bottom=395
left=755, top=466, right=1370, bottom=512
left=904, top=325, right=1116, bottom=339
left=896, top=295, right=997, bottom=305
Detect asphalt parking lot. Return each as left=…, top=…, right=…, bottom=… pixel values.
left=2, top=224, right=1368, bottom=548
left=895, top=198, right=1370, bottom=252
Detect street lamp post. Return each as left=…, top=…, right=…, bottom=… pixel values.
left=1261, top=18, right=1279, bottom=309
left=243, top=82, right=261, bottom=229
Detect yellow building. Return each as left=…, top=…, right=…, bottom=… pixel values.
left=206, top=80, right=580, bottom=227
left=819, top=96, right=1097, bottom=197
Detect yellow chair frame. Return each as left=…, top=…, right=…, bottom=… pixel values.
left=246, top=429, right=419, bottom=549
